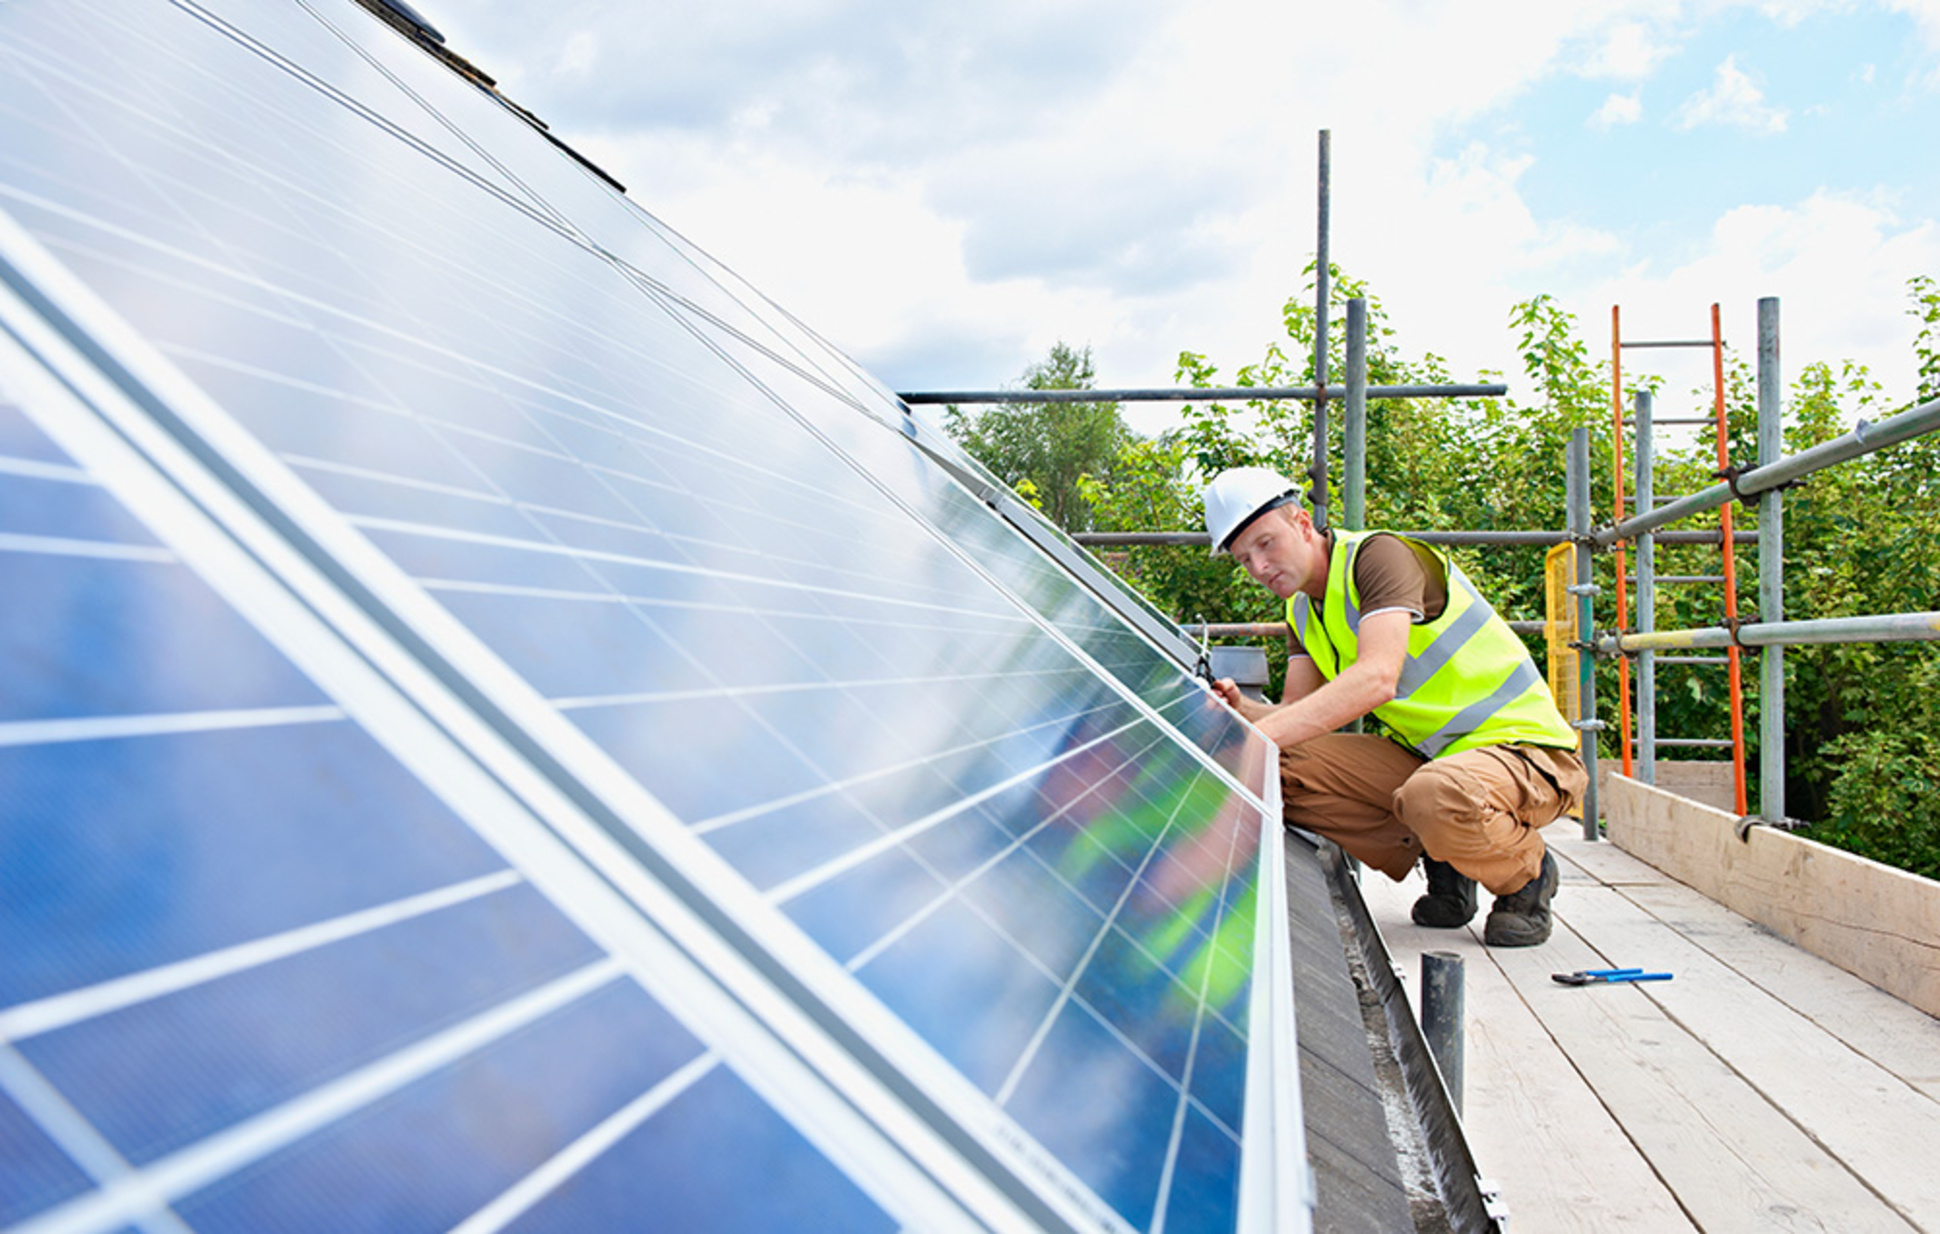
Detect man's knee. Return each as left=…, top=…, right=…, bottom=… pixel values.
left=1392, top=761, right=1486, bottom=838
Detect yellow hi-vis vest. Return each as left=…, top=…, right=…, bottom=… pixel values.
left=1288, top=530, right=1578, bottom=759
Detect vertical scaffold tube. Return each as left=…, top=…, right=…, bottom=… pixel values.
left=1569, top=428, right=1600, bottom=839
left=1612, top=307, right=1633, bottom=778
left=1311, top=130, right=1331, bottom=531
left=1636, top=390, right=1656, bottom=786
left=1757, top=297, right=1785, bottom=824
left=1345, top=298, right=1367, bottom=531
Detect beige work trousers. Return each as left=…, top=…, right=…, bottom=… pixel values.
left=1279, top=734, right=1587, bottom=894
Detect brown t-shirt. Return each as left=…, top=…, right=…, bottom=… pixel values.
left=1290, top=533, right=1446, bottom=658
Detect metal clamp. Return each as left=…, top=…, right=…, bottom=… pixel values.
left=1192, top=615, right=1215, bottom=686
left=1719, top=615, right=1752, bottom=648
left=1735, top=814, right=1806, bottom=842
left=1714, top=462, right=1803, bottom=508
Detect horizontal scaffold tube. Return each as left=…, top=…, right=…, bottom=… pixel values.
left=1601, top=611, right=1940, bottom=653
left=1600, top=395, right=1940, bottom=546
left=899, top=383, right=1507, bottom=405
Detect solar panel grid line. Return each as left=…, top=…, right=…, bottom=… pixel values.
left=441, top=1052, right=725, bottom=1234
left=6, top=218, right=1110, bottom=1234
left=412, top=561, right=1031, bottom=626
left=763, top=713, right=1153, bottom=908
left=9, top=958, right=630, bottom=1234
left=0, top=1044, right=191, bottom=1234
left=3, top=227, right=1017, bottom=1231
left=0, top=704, right=347, bottom=750
left=0, top=454, right=87, bottom=484
left=0, top=531, right=176, bottom=562
left=688, top=693, right=1123, bottom=835
left=548, top=662, right=1078, bottom=715
left=0, top=870, right=524, bottom=1043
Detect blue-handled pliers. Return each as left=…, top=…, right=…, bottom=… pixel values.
left=1552, top=968, right=1673, bottom=986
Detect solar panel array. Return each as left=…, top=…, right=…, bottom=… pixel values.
left=0, top=1, right=1308, bottom=1230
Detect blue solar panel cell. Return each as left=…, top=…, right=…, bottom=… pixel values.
left=1164, top=1107, right=1247, bottom=1234
left=0, top=1092, right=92, bottom=1228
left=164, top=977, right=859, bottom=1234
left=1005, top=998, right=1203, bottom=1231
left=0, top=554, right=333, bottom=724
left=498, top=1065, right=899, bottom=1234
left=17, top=884, right=602, bottom=1165
left=0, top=472, right=160, bottom=548
left=0, top=723, right=511, bottom=1009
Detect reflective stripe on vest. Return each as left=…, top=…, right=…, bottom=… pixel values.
left=1288, top=530, right=1577, bottom=758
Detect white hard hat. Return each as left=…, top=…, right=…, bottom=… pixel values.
left=1203, top=467, right=1302, bottom=554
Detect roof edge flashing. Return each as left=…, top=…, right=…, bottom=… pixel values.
left=1316, top=840, right=1507, bottom=1234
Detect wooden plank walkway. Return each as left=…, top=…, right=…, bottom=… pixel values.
left=1356, top=830, right=1940, bottom=1233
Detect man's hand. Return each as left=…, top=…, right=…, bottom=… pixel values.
left=1210, top=677, right=1272, bottom=724
left=1223, top=609, right=1413, bottom=751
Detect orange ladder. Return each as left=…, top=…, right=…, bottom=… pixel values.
left=1610, top=305, right=1750, bottom=815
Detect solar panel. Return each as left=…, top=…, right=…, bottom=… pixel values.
left=0, top=1, right=1308, bottom=1230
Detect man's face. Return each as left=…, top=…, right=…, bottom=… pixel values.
left=1227, top=507, right=1314, bottom=599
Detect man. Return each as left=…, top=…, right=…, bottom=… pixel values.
left=1201, top=467, right=1588, bottom=946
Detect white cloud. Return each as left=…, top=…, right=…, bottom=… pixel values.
left=1580, top=20, right=1674, bottom=79
left=1677, top=55, right=1789, bottom=133
left=1558, top=192, right=1940, bottom=415
left=1590, top=89, right=1645, bottom=127
left=428, top=1, right=1936, bottom=422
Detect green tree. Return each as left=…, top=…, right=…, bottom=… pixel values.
left=944, top=342, right=1129, bottom=532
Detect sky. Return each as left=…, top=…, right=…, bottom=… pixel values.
left=427, top=0, right=1940, bottom=434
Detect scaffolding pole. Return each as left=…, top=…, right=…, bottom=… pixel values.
left=1568, top=427, right=1600, bottom=839
left=1601, top=612, right=1940, bottom=652
left=1345, top=297, right=1368, bottom=531
left=1757, top=297, right=1785, bottom=825
left=898, top=383, right=1507, bottom=405
left=1596, top=394, right=1940, bottom=546
left=1312, top=129, right=1332, bottom=531
left=1635, top=390, right=1656, bottom=786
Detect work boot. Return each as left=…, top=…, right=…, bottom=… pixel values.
left=1484, top=851, right=1559, bottom=947
left=1411, top=858, right=1477, bottom=928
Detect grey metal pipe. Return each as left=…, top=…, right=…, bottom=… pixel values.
left=1345, top=297, right=1368, bottom=531
left=1181, top=622, right=1292, bottom=640
left=1759, top=297, right=1785, bottom=825
left=1568, top=427, right=1600, bottom=840
left=1421, top=951, right=1465, bottom=1118
left=1598, top=393, right=1940, bottom=546
left=1636, top=390, right=1657, bottom=786
left=1313, top=129, right=1332, bottom=532
left=897, top=382, right=1509, bottom=405
left=1602, top=611, right=1940, bottom=653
